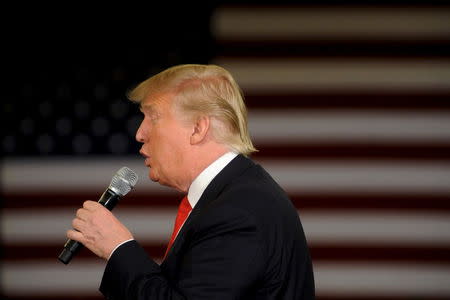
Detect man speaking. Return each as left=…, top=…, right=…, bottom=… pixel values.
left=67, top=64, right=315, bottom=299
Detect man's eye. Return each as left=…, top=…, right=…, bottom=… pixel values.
left=149, top=114, right=159, bottom=122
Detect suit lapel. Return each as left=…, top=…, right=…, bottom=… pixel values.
left=161, top=154, right=255, bottom=264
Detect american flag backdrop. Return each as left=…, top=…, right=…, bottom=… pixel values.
left=2, top=2, right=450, bottom=299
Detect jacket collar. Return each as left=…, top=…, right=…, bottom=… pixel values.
left=162, top=154, right=255, bottom=262
left=192, top=154, right=254, bottom=212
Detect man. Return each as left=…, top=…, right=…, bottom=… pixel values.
left=68, top=64, right=315, bottom=299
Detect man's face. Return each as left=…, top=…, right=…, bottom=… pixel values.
left=136, top=93, right=192, bottom=191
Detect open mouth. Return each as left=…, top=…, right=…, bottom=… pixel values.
left=140, top=150, right=151, bottom=166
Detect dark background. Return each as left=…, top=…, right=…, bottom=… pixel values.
left=3, top=4, right=217, bottom=157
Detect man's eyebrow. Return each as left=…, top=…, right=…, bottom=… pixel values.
left=139, top=103, right=155, bottom=112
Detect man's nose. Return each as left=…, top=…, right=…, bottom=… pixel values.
left=135, top=123, right=145, bottom=143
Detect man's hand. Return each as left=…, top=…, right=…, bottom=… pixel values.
left=67, top=200, right=133, bottom=260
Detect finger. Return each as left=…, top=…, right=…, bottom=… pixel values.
left=72, top=217, right=85, bottom=231
left=82, top=200, right=98, bottom=210
left=76, top=208, right=88, bottom=221
left=67, top=229, right=84, bottom=243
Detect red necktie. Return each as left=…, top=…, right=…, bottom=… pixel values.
left=164, top=196, right=192, bottom=258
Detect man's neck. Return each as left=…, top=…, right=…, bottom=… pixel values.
left=182, top=145, right=229, bottom=193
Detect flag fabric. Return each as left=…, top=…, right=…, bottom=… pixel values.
left=2, top=3, right=450, bottom=300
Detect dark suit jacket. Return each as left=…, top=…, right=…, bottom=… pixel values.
left=100, top=154, right=315, bottom=299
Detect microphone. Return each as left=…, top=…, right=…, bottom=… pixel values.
left=58, top=166, right=139, bottom=264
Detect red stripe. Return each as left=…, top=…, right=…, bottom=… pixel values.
left=4, top=245, right=166, bottom=262
left=0, top=297, right=104, bottom=300
left=291, top=194, right=450, bottom=212
left=3, top=194, right=449, bottom=211
left=4, top=244, right=450, bottom=263
left=252, top=144, right=450, bottom=160
left=3, top=296, right=449, bottom=300
left=310, top=245, right=450, bottom=263
left=218, top=40, right=450, bottom=58
left=318, top=297, right=450, bottom=300
left=1, top=193, right=180, bottom=209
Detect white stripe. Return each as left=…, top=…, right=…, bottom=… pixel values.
left=213, top=7, right=450, bottom=40
left=0, top=208, right=175, bottom=244
left=301, top=211, right=450, bottom=245
left=1, top=260, right=104, bottom=295
left=3, top=157, right=450, bottom=195
left=0, top=157, right=175, bottom=194
left=212, top=58, right=450, bottom=92
left=314, top=262, right=450, bottom=297
left=2, top=261, right=450, bottom=296
left=260, top=160, right=450, bottom=195
left=249, top=109, right=450, bottom=143
left=2, top=209, right=450, bottom=246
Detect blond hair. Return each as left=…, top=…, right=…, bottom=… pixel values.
left=128, top=64, right=257, bottom=156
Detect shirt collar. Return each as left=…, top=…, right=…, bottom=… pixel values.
left=187, top=151, right=238, bottom=209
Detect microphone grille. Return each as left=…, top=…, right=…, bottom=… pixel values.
left=109, top=167, right=139, bottom=196
left=116, top=166, right=139, bottom=186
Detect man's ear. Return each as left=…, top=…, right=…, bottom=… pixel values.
left=190, top=115, right=210, bottom=145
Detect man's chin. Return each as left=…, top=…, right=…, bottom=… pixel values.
left=149, top=170, right=172, bottom=188
left=148, top=170, right=159, bottom=183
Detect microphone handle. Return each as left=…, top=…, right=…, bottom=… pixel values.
left=98, top=188, right=122, bottom=210
left=58, top=189, right=122, bottom=264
